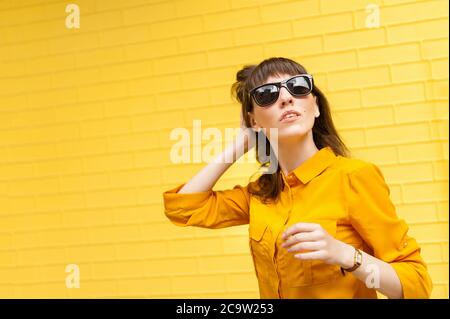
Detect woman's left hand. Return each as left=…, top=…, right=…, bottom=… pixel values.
left=281, top=222, right=352, bottom=268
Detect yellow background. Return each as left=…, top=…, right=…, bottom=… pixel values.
left=0, top=0, right=448, bottom=298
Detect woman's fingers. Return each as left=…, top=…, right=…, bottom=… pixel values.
left=285, top=240, right=324, bottom=253
left=282, top=222, right=319, bottom=240
left=294, top=250, right=326, bottom=260
left=281, top=231, right=320, bottom=248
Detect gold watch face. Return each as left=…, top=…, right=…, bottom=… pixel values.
left=356, top=250, right=362, bottom=264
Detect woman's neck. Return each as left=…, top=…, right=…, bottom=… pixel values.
left=275, top=131, right=319, bottom=176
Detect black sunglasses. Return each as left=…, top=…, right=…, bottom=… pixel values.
left=249, top=74, right=313, bottom=107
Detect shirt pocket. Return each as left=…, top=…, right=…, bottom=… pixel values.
left=309, top=219, right=341, bottom=285
left=249, top=220, right=271, bottom=282
left=285, top=219, right=341, bottom=287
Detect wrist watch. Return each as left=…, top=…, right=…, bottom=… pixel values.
left=340, top=248, right=363, bottom=275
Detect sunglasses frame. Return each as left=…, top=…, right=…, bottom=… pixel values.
left=249, top=74, right=314, bottom=107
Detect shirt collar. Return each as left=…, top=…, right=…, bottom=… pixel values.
left=281, top=146, right=337, bottom=185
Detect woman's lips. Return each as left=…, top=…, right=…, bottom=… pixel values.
left=280, top=113, right=301, bottom=123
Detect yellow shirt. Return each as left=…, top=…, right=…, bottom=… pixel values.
left=162, top=146, right=432, bottom=298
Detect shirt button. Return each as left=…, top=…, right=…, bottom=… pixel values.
left=403, top=241, right=408, bottom=248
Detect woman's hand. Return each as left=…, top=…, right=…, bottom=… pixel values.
left=281, top=222, right=354, bottom=268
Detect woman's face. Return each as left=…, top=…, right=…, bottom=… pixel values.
left=248, top=73, right=320, bottom=141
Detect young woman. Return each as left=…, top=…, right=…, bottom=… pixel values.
left=162, top=57, right=432, bottom=299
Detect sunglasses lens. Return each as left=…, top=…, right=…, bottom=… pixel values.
left=253, top=85, right=279, bottom=106
left=287, top=76, right=312, bottom=96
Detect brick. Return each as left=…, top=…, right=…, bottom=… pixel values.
left=80, top=118, right=132, bottom=138
left=328, top=67, right=390, bottom=90
left=204, top=8, right=260, bottom=32
left=56, top=138, right=107, bottom=157
left=339, top=128, right=366, bottom=147
left=428, top=263, right=449, bottom=282
left=430, top=119, right=449, bottom=140
left=156, top=89, right=209, bottom=111
left=443, top=242, right=449, bottom=262
left=430, top=284, right=449, bottom=298
left=114, top=203, right=166, bottom=224
left=420, top=242, right=444, bottom=263
left=393, top=101, right=436, bottom=123
left=180, top=30, right=233, bottom=54
left=8, top=40, right=49, bottom=61
left=207, top=45, right=264, bottom=69
left=366, top=123, right=429, bottom=146
left=198, top=255, right=253, bottom=273
left=351, top=145, right=398, bottom=164
left=172, top=274, right=226, bottom=293
left=132, top=111, right=185, bottom=132
left=85, top=188, right=137, bottom=208
left=387, top=18, right=449, bottom=43
left=391, top=61, right=431, bottom=83
left=301, top=51, right=358, bottom=72
left=110, top=168, right=162, bottom=188
left=426, top=79, right=448, bottom=100
left=230, top=0, right=280, bottom=9
left=434, top=101, right=449, bottom=120
left=10, top=143, right=58, bottom=162
left=138, top=184, right=167, bottom=205
left=433, top=161, right=449, bottom=182
left=145, top=257, right=198, bottom=275
left=30, top=123, right=80, bottom=144
left=175, top=0, right=229, bottom=18
left=327, top=90, right=361, bottom=110
left=235, top=22, right=292, bottom=46
left=381, top=162, right=434, bottom=184
left=154, top=53, right=207, bottom=75
left=403, top=182, right=449, bottom=203
left=100, top=61, right=152, bottom=82
left=168, top=238, right=223, bottom=257
left=141, top=221, right=196, bottom=241
left=6, top=196, right=35, bottom=215
left=55, top=102, right=104, bottom=122
left=398, top=142, right=443, bottom=162
left=78, top=82, right=129, bottom=103
left=66, top=245, right=116, bottom=263
left=225, top=272, right=259, bottom=291
left=320, top=0, right=370, bottom=14
left=123, top=2, right=176, bottom=26
left=334, top=106, right=394, bottom=129
left=125, top=38, right=178, bottom=60
left=62, top=208, right=114, bottom=227
left=265, top=35, right=323, bottom=59
left=223, top=235, right=251, bottom=254
left=382, top=1, right=448, bottom=25
left=75, top=47, right=124, bottom=68
left=180, top=67, right=235, bottom=90
left=104, top=96, right=155, bottom=117
left=116, top=241, right=168, bottom=259
left=431, top=59, right=449, bottom=79
left=325, top=28, right=386, bottom=51
left=359, top=43, right=421, bottom=67
left=261, top=0, right=320, bottom=23
left=396, top=202, right=438, bottom=223
left=436, top=201, right=449, bottom=222
left=150, top=16, right=203, bottom=40
left=17, top=247, right=66, bottom=266
left=99, top=26, right=149, bottom=47
left=293, top=13, right=353, bottom=37
left=422, top=38, right=449, bottom=60
left=362, top=83, right=425, bottom=107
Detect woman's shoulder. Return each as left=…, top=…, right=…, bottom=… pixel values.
left=333, top=154, right=380, bottom=176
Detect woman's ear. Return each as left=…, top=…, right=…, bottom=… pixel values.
left=313, top=95, right=320, bottom=118
left=248, top=112, right=261, bottom=132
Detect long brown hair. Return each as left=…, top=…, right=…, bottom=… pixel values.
left=230, top=57, right=351, bottom=204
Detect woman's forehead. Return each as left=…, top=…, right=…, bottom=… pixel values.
left=263, top=73, right=295, bottom=83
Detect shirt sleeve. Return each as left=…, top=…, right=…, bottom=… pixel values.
left=162, top=183, right=251, bottom=228
left=346, top=162, right=433, bottom=299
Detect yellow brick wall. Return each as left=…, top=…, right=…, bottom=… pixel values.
left=0, top=0, right=448, bottom=298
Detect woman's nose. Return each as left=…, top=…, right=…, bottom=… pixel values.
left=279, top=86, right=293, bottom=106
